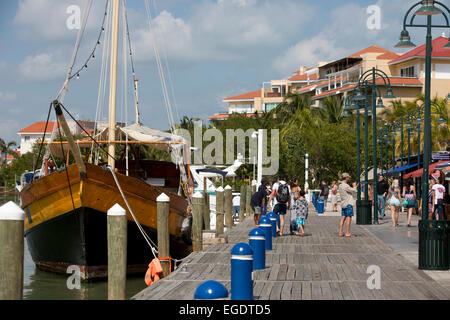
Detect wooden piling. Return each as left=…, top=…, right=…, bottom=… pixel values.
left=225, top=185, right=233, bottom=229
left=246, top=185, right=252, bottom=217
left=157, top=193, right=170, bottom=277
left=107, top=203, right=127, bottom=300
left=215, top=187, right=224, bottom=235
left=0, top=202, right=25, bottom=300
left=239, top=185, right=246, bottom=222
left=203, top=189, right=210, bottom=231
left=192, top=192, right=203, bottom=252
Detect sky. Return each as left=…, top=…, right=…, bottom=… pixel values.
left=0, top=0, right=442, bottom=145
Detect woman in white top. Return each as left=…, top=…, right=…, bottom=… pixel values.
left=330, top=182, right=339, bottom=212
left=388, top=179, right=401, bottom=228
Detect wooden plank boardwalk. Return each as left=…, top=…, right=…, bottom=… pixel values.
left=132, top=206, right=450, bottom=300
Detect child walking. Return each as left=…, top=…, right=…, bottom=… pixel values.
left=292, top=190, right=308, bottom=236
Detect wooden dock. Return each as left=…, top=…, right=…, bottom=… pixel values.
left=133, top=206, right=450, bottom=300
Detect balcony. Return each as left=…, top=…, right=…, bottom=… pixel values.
left=266, top=92, right=281, bottom=98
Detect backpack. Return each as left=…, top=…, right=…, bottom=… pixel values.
left=276, top=183, right=290, bottom=203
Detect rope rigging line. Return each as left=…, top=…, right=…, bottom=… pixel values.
left=143, top=0, right=191, bottom=205
left=123, top=0, right=140, bottom=124
left=108, top=165, right=190, bottom=270
left=53, top=113, right=76, bottom=211
left=68, top=0, right=110, bottom=81
left=55, top=0, right=93, bottom=101
left=58, top=102, right=118, bottom=163
left=92, top=0, right=113, bottom=164
left=107, top=166, right=158, bottom=259
left=32, top=102, right=53, bottom=181
left=149, top=0, right=181, bottom=125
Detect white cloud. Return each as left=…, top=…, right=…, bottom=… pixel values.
left=131, top=0, right=315, bottom=62
left=13, top=0, right=105, bottom=41
left=18, top=52, right=68, bottom=81
left=271, top=0, right=415, bottom=76
left=133, top=10, right=194, bottom=62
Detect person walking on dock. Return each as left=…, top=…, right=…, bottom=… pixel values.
left=269, top=175, right=290, bottom=236
left=402, top=179, right=416, bottom=227
left=338, top=173, right=357, bottom=237
left=377, top=174, right=389, bottom=220
left=319, top=181, right=329, bottom=211
left=289, top=178, right=301, bottom=235
left=330, top=181, right=338, bottom=212
left=251, top=178, right=269, bottom=226
left=431, top=177, right=445, bottom=221
left=388, top=179, right=401, bottom=228
left=291, top=190, right=308, bottom=236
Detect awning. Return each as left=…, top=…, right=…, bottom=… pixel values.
left=403, top=160, right=448, bottom=179
left=196, top=168, right=228, bottom=178
left=385, top=163, right=418, bottom=175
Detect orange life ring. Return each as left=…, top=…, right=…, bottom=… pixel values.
left=145, top=258, right=163, bottom=286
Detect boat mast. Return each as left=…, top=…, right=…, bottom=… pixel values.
left=107, top=0, right=120, bottom=170
left=134, top=78, right=140, bottom=124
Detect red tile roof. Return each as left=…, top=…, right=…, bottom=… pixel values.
left=18, top=121, right=56, bottom=134
left=389, top=36, right=450, bottom=64
left=297, top=80, right=329, bottom=94
left=223, top=90, right=262, bottom=101
left=348, top=45, right=399, bottom=59
left=312, top=83, right=358, bottom=100
left=288, top=72, right=319, bottom=82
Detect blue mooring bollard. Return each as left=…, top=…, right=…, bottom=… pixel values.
left=248, top=228, right=265, bottom=270
left=194, top=280, right=228, bottom=300
left=267, top=212, right=277, bottom=238
left=258, top=216, right=272, bottom=251
left=231, top=243, right=253, bottom=300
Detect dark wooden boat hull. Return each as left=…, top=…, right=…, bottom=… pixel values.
left=25, top=206, right=191, bottom=279
left=20, top=162, right=192, bottom=280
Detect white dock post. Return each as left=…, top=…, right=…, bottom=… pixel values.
left=0, top=201, right=25, bottom=300
left=107, top=203, right=127, bottom=300
left=157, top=193, right=170, bottom=277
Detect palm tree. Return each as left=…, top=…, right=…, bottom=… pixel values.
left=271, top=92, right=312, bottom=124
left=0, top=139, right=17, bottom=167
left=317, top=96, right=345, bottom=123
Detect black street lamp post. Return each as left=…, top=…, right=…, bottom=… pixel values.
left=354, top=68, right=395, bottom=225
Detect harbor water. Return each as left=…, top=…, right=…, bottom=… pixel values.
left=0, top=194, right=147, bottom=300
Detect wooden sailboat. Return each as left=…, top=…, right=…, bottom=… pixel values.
left=20, top=0, right=192, bottom=280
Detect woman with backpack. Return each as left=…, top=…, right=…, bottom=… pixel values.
left=402, top=179, right=416, bottom=227
left=268, top=175, right=291, bottom=236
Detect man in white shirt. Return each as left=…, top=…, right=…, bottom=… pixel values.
left=431, top=177, right=446, bottom=220
left=338, top=173, right=358, bottom=237
left=268, top=175, right=291, bottom=236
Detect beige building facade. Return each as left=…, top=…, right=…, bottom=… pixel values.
left=209, top=36, right=450, bottom=121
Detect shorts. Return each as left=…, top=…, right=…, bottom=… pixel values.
left=251, top=206, right=261, bottom=215
left=341, top=205, right=354, bottom=217
left=296, top=217, right=305, bottom=226
left=273, top=203, right=288, bottom=215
